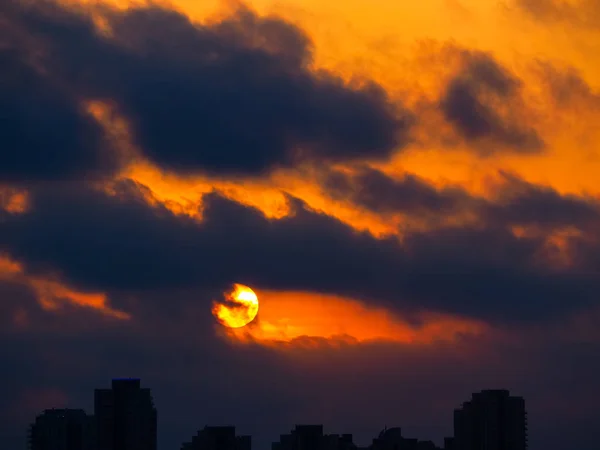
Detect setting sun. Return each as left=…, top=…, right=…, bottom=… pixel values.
left=212, top=284, right=259, bottom=328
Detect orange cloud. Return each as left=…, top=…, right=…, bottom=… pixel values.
left=0, top=254, right=23, bottom=276
left=74, top=7, right=596, bottom=235
left=0, top=187, right=29, bottom=214
left=87, top=96, right=395, bottom=236
left=0, top=254, right=129, bottom=320
left=124, top=162, right=400, bottom=237
left=219, top=290, right=486, bottom=347
left=48, top=0, right=597, bottom=242
left=29, top=278, right=130, bottom=320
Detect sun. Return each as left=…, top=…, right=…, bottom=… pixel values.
left=212, top=284, right=259, bottom=328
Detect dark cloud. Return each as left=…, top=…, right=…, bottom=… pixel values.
left=482, top=173, right=600, bottom=230
left=0, top=279, right=38, bottom=331
left=322, top=166, right=474, bottom=216
left=322, top=167, right=600, bottom=231
left=534, top=62, right=600, bottom=110
left=440, top=51, right=544, bottom=154
left=5, top=0, right=408, bottom=177
left=516, top=0, right=600, bottom=30
left=316, top=167, right=600, bottom=318
left=0, top=47, right=117, bottom=183
left=0, top=180, right=404, bottom=293
left=0, top=180, right=598, bottom=323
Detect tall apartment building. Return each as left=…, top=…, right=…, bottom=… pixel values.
left=28, top=408, right=95, bottom=450
left=94, top=378, right=157, bottom=450
left=453, top=390, right=527, bottom=450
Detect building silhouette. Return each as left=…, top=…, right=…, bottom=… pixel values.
left=23, top=381, right=531, bottom=450
left=452, top=389, right=527, bottom=450
left=443, top=437, right=454, bottom=450
left=181, top=426, right=251, bottom=450
left=95, top=378, right=157, bottom=450
left=272, top=425, right=358, bottom=450
left=28, top=408, right=95, bottom=450
left=370, top=427, right=441, bottom=450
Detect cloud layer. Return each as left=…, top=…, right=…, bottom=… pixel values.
left=5, top=0, right=409, bottom=177
left=1, top=173, right=599, bottom=326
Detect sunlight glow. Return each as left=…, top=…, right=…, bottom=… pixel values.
left=212, top=284, right=260, bottom=328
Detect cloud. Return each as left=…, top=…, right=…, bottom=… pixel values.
left=533, top=62, right=600, bottom=111
left=515, top=0, right=600, bottom=30
left=439, top=51, right=544, bottom=154
left=0, top=46, right=117, bottom=183
left=0, top=279, right=39, bottom=331
left=0, top=179, right=598, bottom=324
left=321, top=167, right=600, bottom=232
left=5, top=0, right=409, bottom=177
left=0, top=252, right=129, bottom=320
left=322, top=166, right=474, bottom=217
left=223, top=290, right=486, bottom=346
left=481, top=172, right=600, bottom=231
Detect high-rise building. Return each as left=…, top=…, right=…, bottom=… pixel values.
left=180, top=426, right=251, bottom=450
left=453, top=389, right=527, bottom=450
left=28, top=408, right=95, bottom=450
left=94, top=378, right=157, bottom=450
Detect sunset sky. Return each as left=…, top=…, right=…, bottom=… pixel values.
left=1, top=0, right=599, bottom=449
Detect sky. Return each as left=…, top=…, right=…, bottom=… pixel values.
left=1, top=0, right=599, bottom=449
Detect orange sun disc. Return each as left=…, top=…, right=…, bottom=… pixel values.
left=212, top=284, right=259, bottom=328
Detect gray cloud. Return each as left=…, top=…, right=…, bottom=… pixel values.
left=0, top=46, right=118, bottom=183
left=0, top=179, right=598, bottom=324
left=516, top=0, right=600, bottom=30
left=322, top=166, right=475, bottom=216
left=4, top=0, right=408, bottom=177
left=322, top=167, right=600, bottom=231
left=440, top=51, right=544, bottom=154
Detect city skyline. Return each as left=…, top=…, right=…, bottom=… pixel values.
left=27, top=380, right=527, bottom=450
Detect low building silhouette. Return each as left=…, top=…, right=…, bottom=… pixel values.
left=272, top=425, right=359, bottom=450
left=370, top=427, right=441, bottom=450
left=28, top=408, right=95, bottom=450
left=181, top=426, right=251, bottom=450
left=323, top=433, right=356, bottom=450
left=453, top=389, right=527, bottom=450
